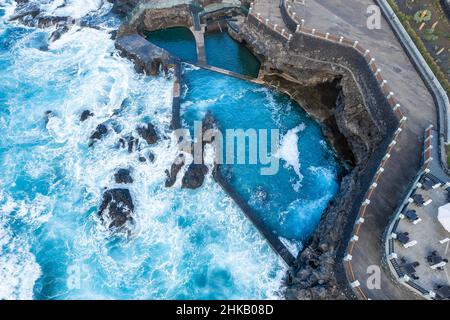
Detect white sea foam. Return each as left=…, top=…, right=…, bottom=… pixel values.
left=0, top=193, right=44, bottom=300
left=274, top=124, right=305, bottom=190
left=279, top=237, right=303, bottom=258
left=28, top=0, right=106, bottom=19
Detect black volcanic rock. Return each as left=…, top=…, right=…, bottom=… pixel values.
left=80, top=110, right=94, bottom=122
left=89, top=124, right=108, bottom=146
left=165, top=154, right=185, bottom=187
left=127, top=135, right=139, bottom=153
left=181, top=163, right=208, bottom=189
left=114, top=169, right=133, bottom=184
left=44, top=110, right=54, bottom=126
left=107, top=0, right=140, bottom=16
left=98, top=188, right=134, bottom=229
left=49, top=24, right=69, bottom=42
left=138, top=151, right=155, bottom=163
left=137, top=123, right=158, bottom=145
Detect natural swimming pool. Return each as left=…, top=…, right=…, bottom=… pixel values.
left=150, top=26, right=341, bottom=250
left=147, top=27, right=260, bottom=77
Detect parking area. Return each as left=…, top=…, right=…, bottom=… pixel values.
left=390, top=173, right=450, bottom=299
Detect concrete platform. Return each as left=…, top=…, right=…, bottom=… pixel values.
left=115, top=33, right=174, bottom=75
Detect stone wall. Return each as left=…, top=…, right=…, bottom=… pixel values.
left=118, top=4, right=194, bottom=36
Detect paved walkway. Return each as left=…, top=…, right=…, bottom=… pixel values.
left=253, top=0, right=441, bottom=299
left=252, top=0, right=284, bottom=25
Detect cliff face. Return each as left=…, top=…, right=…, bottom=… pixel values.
left=239, top=19, right=398, bottom=299
left=241, top=22, right=383, bottom=167
left=118, top=4, right=194, bottom=36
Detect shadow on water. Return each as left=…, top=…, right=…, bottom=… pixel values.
left=145, top=27, right=198, bottom=63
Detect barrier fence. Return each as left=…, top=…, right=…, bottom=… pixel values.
left=247, top=0, right=409, bottom=299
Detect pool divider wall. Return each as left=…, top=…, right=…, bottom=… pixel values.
left=212, top=165, right=296, bottom=266
left=171, top=59, right=182, bottom=130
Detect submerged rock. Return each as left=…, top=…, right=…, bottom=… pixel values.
left=115, top=34, right=172, bottom=76
left=89, top=123, right=108, bottom=146
left=165, top=154, right=185, bottom=187
left=10, top=1, right=69, bottom=28
left=114, top=169, right=133, bottom=184
left=182, top=163, right=208, bottom=189
left=254, top=186, right=269, bottom=204
left=44, top=110, right=54, bottom=126
left=137, top=123, right=158, bottom=145
left=138, top=151, right=155, bottom=163
left=80, top=110, right=94, bottom=122
left=49, top=24, right=69, bottom=43
left=98, top=188, right=134, bottom=229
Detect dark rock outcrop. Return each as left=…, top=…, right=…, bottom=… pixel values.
left=165, top=154, right=185, bottom=187
left=44, top=110, right=54, bottom=126
left=89, top=123, right=108, bottom=146
left=137, top=123, right=158, bottom=145
left=107, top=0, right=139, bottom=16
left=98, top=188, right=134, bottom=229
left=118, top=3, right=193, bottom=36
left=114, top=169, right=133, bottom=184
left=240, top=15, right=399, bottom=299
left=80, top=110, right=94, bottom=122
left=9, top=1, right=70, bottom=28
left=181, top=163, right=208, bottom=189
